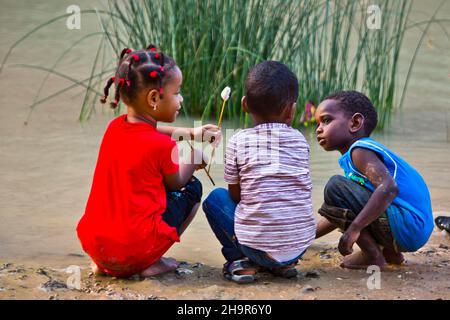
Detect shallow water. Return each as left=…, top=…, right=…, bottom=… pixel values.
left=0, top=0, right=449, bottom=267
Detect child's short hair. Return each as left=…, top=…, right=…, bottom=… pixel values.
left=245, top=61, right=298, bottom=117
left=100, top=44, right=177, bottom=108
left=325, top=90, right=378, bottom=135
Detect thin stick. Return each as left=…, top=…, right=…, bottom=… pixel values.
left=207, top=99, right=227, bottom=173
left=186, top=140, right=215, bottom=186
left=217, top=99, right=227, bottom=128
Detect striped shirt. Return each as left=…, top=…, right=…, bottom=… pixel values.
left=224, top=123, right=316, bottom=262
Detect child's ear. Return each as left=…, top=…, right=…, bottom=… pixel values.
left=146, top=88, right=160, bottom=110
left=350, top=113, right=365, bottom=133
left=284, top=102, right=296, bottom=125
left=241, top=96, right=249, bottom=113
left=290, top=102, right=296, bottom=118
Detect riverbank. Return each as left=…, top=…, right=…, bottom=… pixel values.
left=1, top=231, right=449, bottom=300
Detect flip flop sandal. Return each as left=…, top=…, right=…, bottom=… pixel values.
left=435, top=216, right=450, bottom=233
left=222, top=259, right=256, bottom=284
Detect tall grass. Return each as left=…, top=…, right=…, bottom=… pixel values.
left=3, top=0, right=437, bottom=130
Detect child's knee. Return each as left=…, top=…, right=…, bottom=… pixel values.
left=202, top=188, right=228, bottom=216
left=323, top=175, right=347, bottom=204
left=187, top=176, right=203, bottom=202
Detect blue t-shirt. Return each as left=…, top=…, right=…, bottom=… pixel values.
left=338, top=137, right=433, bottom=252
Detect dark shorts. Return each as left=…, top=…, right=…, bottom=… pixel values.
left=161, top=176, right=202, bottom=235
left=319, top=175, right=404, bottom=253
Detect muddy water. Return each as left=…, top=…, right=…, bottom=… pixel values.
left=0, top=0, right=449, bottom=268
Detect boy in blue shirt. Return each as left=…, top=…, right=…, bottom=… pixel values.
left=315, top=90, right=434, bottom=270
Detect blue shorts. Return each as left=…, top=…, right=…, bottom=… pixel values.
left=162, top=176, right=202, bottom=236
left=203, top=187, right=306, bottom=268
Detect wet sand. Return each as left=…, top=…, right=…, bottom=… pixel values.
left=1, top=0, right=450, bottom=299
left=1, top=233, right=450, bottom=300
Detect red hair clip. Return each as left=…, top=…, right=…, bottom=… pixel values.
left=155, top=53, right=160, bottom=59
left=149, top=47, right=157, bottom=52
left=111, top=76, right=116, bottom=82
left=150, top=71, right=158, bottom=78
left=132, top=54, right=139, bottom=61
left=126, top=49, right=132, bottom=54
left=118, top=78, right=125, bottom=86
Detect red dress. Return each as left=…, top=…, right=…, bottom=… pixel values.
left=77, top=115, right=180, bottom=277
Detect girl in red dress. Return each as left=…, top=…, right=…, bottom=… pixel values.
left=77, top=45, right=219, bottom=278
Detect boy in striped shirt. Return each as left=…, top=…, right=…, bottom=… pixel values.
left=202, top=61, right=316, bottom=283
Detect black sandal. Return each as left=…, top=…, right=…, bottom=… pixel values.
left=222, top=259, right=256, bottom=284
left=435, top=216, right=450, bottom=233
left=268, top=266, right=298, bottom=279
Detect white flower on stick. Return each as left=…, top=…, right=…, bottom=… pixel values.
left=207, top=86, right=231, bottom=174
left=221, top=86, right=231, bottom=101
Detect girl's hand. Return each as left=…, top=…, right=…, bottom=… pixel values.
left=192, top=124, right=221, bottom=146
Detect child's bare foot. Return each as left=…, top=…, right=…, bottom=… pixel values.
left=382, top=248, right=404, bottom=265
left=140, top=257, right=180, bottom=277
left=340, top=251, right=387, bottom=270
left=90, top=262, right=106, bottom=276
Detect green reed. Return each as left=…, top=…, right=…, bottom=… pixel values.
left=2, top=0, right=426, bottom=129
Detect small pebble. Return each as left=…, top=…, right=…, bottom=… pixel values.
left=0, top=263, right=12, bottom=271
left=178, top=261, right=190, bottom=267
left=175, top=268, right=194, bottom=275
left=305, top=269, right=320, bottom=278
left=192, top=262, right=204, bottom=268
left=40, top=279, right=67, bottom=292
left=36, top=268, right=49, bottom=276
left=302, top=285, right=315, bottom=293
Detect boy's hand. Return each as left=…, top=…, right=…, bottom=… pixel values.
left=338, top=228, right=361, bottom=256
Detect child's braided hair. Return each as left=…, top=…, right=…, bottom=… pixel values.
left=100, top=44, right=177, bottom=108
